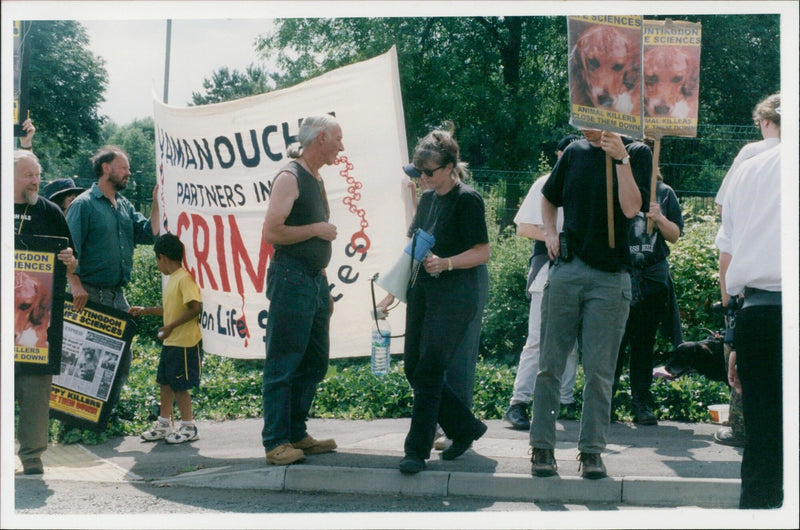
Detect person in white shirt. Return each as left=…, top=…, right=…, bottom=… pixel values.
left=504, top=135, right=580, bottom=430
left=714, top=93, right=780, bottom=214
left=717, top=141, right=782, bottom=509
left=713, top=93, right=780, bottom=448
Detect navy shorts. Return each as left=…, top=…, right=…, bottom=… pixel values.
left=156, top=342, right=203, bottom=391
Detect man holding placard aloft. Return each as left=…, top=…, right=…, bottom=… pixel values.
left=530, top=17, right=652, bottom=480
left=530, top=129, right=651, bottom=479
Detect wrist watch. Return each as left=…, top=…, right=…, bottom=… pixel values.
left=619, top=156, right=630, bottom=165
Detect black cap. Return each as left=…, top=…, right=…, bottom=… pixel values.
left=43, top=178, right=85, bottom=202
left=402, top=163, right=421, bottom=179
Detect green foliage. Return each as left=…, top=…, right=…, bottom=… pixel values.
left=664, top=213, right=725, bottom=353
left=311, top=360, right=413, bottom=419
left=25, top=21, right=107, bottom=160
left=191, top=65, right=272, bottom=105
left=470, top=360, right=517, bottom=419
left=256, top=17, right=568, bottom=170
left=124, top=245, right=163, bottom=340
left=612, top=370, right=728, bottom=423
left=49, top=351, right=728, bottom=444
left=481, top=227, right=532, bottom=364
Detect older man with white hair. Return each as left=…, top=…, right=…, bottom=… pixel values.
left=260, top=115, right=343, bottom=466
left=13, top=149, right=79, bottom=475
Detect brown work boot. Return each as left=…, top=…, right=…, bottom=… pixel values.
left=265, top=443, right=306, bottom=465
left=530, top=448, right=558, bottom=477
left=292, top=435, right=337, bottom=455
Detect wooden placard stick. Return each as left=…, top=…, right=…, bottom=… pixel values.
left=646, top=136, right=662, bottom=234
left=606, top=153, right=615, bottom=248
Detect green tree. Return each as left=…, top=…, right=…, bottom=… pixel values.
left=256, top=17, right=570, bottom=226
left=191, top=64, right=272, bottom=105
left=24, top=20, right=107, bottom=170
left=253, top=15, right=779, bottom=198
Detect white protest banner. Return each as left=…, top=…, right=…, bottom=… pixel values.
left=153, top=47, right=411, bottom=359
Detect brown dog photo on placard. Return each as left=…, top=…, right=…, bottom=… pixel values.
left=643, top=45, right=700, bottom=118
left=570, top=23, right=642, bottom=115
left=14, top=270, right=52, bottom=349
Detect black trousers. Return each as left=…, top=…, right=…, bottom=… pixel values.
left=736, top=304, right=782, bottom=508
left=614, top=280, right=667, bottom=404
left=403, top=271, right=483, bottom=460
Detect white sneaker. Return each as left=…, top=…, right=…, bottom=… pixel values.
left=166, top=424, right=199, bottom=444
left=141, top=421, right=173, bottom=442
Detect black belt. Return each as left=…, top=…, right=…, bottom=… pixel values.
left=742, top=287, right=781, bottom=308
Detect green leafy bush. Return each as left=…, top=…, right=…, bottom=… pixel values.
left=656, top=212, right=725, bottom=361
left=480, top=227, right=531, bottom=364
left=46, top=211, right=729, bottom=445
left=124, top=244, right=162, bottom=339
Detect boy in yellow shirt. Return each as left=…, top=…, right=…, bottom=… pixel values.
left=130, top=233, right=203, bottom=444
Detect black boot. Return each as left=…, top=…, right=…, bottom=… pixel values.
left=631, top=397, right=657, bottom=425
left=503, top=402, right=530, bottom=430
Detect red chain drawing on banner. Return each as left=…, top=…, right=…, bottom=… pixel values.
left=334, top=155, right=370, bottom=253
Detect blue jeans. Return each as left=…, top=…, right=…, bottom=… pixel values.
left=531, top=256, right=631, bottom=454
left=82, top=283, right=130, bottom=312
left=261, top=258, right=331, bottom=451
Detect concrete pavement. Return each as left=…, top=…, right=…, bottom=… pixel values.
left=15, top=417, right=744, bottom=508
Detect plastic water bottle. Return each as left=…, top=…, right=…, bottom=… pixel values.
left=370, top=309, right=391, bottom=375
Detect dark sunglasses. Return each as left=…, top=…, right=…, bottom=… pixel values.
left=416, top=164, right=445, bottom=177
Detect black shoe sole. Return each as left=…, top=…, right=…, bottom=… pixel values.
left=532, top=468, right=558, bottom=477
left=504, top=417, right=530, bottom=430
left=581, top=472, right=607, bottom=480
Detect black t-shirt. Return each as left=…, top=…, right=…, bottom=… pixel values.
left=273, top=161, right=332, bottom=272
left=627, top=181, right=683, bottom=268
left=543, top=138, right=652, bottom=272
left=15, top=196, right=74, bottom=245
left=14, top=196, right=74, bottom=375
left=408, top=182, right=489, bottom=277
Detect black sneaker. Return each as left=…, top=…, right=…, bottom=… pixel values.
left=398, top=455, right=426, bottom=474
left=578, top=452, right=607, bottom=479
left=504, top=402, right=530, bottom=430
left=530, top=448, right=558, bottom=477
left=632, top=401, right=658, bottom=426
left=441, top=422, right=488, bottom=461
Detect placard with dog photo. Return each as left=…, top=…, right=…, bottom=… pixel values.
left=643, top=19, right=702, bottom=137
left=50, top=296, right=137, bottom=431
left=14, top=234, right=68, bottom=375
left=568, top=16, right=644, bottom=137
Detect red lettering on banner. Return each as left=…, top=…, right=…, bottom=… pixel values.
left=177, top=212, right=274, bottom=295
left=213, top=216, right=231, bottom=292
left=228, top=215, right=272, bottom=294
left=178, top=212, right=218, bottom=290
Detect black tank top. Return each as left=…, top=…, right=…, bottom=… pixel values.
left=273, top=161, right=332, bottom=271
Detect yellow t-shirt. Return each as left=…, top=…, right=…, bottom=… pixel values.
left=162, top=267, right=202, bottom=347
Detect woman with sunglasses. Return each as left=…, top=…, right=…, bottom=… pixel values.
left=389, top=122, right=490, bottom=474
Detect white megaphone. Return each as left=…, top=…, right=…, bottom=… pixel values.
left=375, top=229, right=435, bottom=303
